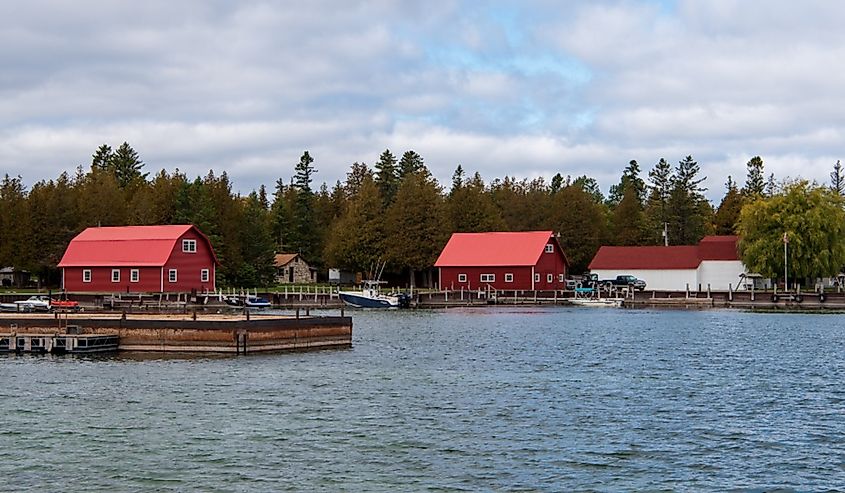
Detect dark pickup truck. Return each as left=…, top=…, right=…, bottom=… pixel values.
left=582, top=274, right=647, bottom=291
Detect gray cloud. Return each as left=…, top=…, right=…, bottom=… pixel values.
left=1, top=0, right=844, bottom=201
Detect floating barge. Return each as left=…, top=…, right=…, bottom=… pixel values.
left=0, top=312, right=352, bottom=355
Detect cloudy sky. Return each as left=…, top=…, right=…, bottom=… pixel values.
left=2, top=1, right=844, bottom=200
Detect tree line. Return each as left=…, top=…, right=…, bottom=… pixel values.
left=1, top=143, right=844, bottom=288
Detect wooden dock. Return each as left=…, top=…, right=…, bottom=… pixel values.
left=0, top=312, right=352, bottom=354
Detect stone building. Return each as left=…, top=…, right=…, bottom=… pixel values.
left=274, top=253, right=317, bottom=284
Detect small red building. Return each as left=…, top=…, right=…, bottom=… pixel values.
left=434, top=231, right=569, bottom=291
left=58, top=225, right=218, bottom=293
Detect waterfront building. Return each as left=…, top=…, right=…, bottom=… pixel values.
left=58, top=225, right=218, bottom=293
left=434, top=231, right=569, bottom=291
left=274, top=253, right=317, bottom=284
left=588, top=235, right=744, bottom=291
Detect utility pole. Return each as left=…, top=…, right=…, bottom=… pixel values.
left=663, top=222, right=669, bottom=246
left=783, top=232, right=789, bottom=291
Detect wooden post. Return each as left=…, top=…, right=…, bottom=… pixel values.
left=707, top=283, right=711, bottom=298
left=686, top=284, right=690, bottom=299
left=728, top=283, right=733, bottom=302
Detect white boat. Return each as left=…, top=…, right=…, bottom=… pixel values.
left=569, top=297, right=624, bottom=307
left=569, top=287, right=623, bottom=307
left=339, top=280, right=411, bottom=308
left=224, top=295, right=271, bottom=308
left=13, top=296, right=52, bottom=312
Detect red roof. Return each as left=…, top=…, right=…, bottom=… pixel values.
left=698, top=235, right=740, bottom=260
left=588, top=236, right=739, bottom=270
left=58, top=225, right=219, bottom=267
left=434, top=231, right=562, bottom=267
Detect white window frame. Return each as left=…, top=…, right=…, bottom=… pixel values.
left=201, top=269, right=209, bottom=282
left=547, top=273, right=553, bottom=283
left=504, top=273, right=514, bottom=283
left=558, top=273, right=565, bottom=282
left=83, top=269, right=92, bottom=283
left=168, top=269, right=178, bottom=283
left=534, top=273, right=540, bottom=282
left=131, top=269, right=139, bottom=283
left=182, top=239, right=197, bottom=253
left=545, top=244, right=554, bottom=253
left=111, top=269, right=120, bottom=283
left=457, top=273, right=467, bottom=283
left=480, top=273, right=495, bottom=283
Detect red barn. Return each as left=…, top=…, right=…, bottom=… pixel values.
left=58, top=225, right=219, bottom=293
left=434, top=231, right=569, bottom=291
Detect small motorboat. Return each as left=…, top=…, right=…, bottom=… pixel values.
left=14, top=296, right=52, bottom=312
left=224, top=295, right=271, bottom=308
left=339, top=280, right=411, bottom=308
left=569, top=297, right=624, bottom=307
left=51, top=299, right=80, bottom=310
left=243, top=296, right=271, bottom=308
left=569, top=287, right=623, bottom=308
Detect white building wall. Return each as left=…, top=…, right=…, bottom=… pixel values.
left=590, top=269, right=698, bottom=291
left=696, top=260, right=745, bottom=291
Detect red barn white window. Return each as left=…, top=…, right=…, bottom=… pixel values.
left=112, top=269, right=120, bottom=282
left=545, top=244, right=554, bottom=253
left=169, top=269, right=177, bottom=282
left=182, top=239, right=196, bottom=253
left=83, top=269, right=91, bottom=283
left=201, top=269, right=209, bottom=282
left=131, top=269, right=139, bottom=282
left=480, top=273, right=495, bottom=283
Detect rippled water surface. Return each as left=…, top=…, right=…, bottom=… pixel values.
left=2, top=307, right=845, bottom=491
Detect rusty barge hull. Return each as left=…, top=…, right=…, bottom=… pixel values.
left=0, top=314, right=352, bottom=354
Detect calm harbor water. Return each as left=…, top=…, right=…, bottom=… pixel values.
left=1, top=307, right=844, bottom=492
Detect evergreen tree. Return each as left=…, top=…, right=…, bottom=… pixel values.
left=550, top=184, right=608, bottom=273
left=0, top=175, right=31, bottom=272
left=550, top=173, right=564, bottom=194
left=713, top=176, right=743, bottom=235
left=611, top=185, right=647, bottom=245
left=644, top=158, right=673, bottom=243
left=374, top=149, right=398, bottom=205
left=290, top=151, right=318, bottom=260
left=239, top=191, right=277, bottom=286
left=344, top=162, right=373, bottom=198
left=667, top=155, right=708, bottom=245
left=831, top=160, right=844, bottom=196
left=572, top=175, right=604, bottom=203
left=384, top=168, right=447, bottom=288
left=447, top=172, right=505, bottom=232
left=608, top=160, right=646, bottom=206
left=765, top=173, right=778, bottom=197
left=398, top=150, right=425, bottom=179
left=91, top=144, right=113, bottom=171
left=110, top=142, right=148, bottom=188
left=742, top=156, right=765, bottom=198
left=450, top=165, right=466, bottom=195
left=324, top=175, right=385, bottom=271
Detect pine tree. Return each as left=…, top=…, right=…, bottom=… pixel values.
left=644, top=158, right=673, bottom=243
left=742, top=156, right=765, bottom=198
left=91, top=144, right=113, bottom=171
left=374, top=149, right=398, bottom=205
left=667, top=156, right=708, bottom=245
left=447, top=172, right=505, bottom=232
left=550, top=173, right=564, bottom=194
left=611, top=185, right=647, bottom=245
left=831, top=160, right=844, bottom=196
left=607, top=160, right=646, bottom=206
left=398, top=150, right=425, bottom=179
left=713, top=176, right=743, bottom=235
left=290, top=151, right=318, bottom=260
left=110, top=142, right=148, bottom=188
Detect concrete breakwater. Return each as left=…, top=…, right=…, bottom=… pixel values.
left=0, top=313, right=352, bottom=354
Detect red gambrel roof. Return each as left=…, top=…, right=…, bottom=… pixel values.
left=434, top=231, right=563, bottom=267
left=588, top=235, right=739, bottom=270
left=58, top=225, right=219, bottom=267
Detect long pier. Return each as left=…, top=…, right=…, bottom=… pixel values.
left=0, top=313, right=352, bottom=354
